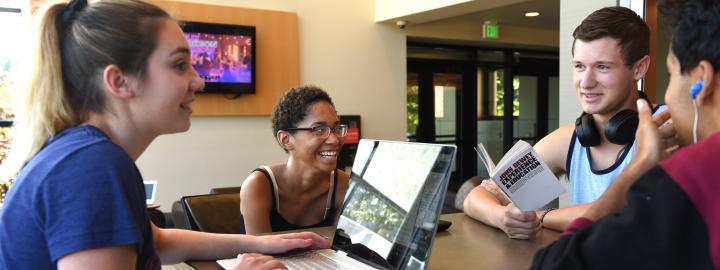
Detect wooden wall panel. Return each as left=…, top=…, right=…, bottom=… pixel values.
left=30, top=0, right=298, bottom=116
left=645, top=0, right=658, bottom=101
left=149, top=0, right=299, bottom=116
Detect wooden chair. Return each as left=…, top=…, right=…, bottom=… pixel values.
left=209, top=186, right=241, bottom=194
left=454, top=176, right=482, bottom=211
left=171, top=200, right=189, bottom=230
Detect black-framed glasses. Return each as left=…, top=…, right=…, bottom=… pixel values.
left=284, top=124, right=348, bottom=138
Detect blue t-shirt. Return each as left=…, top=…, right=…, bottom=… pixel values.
left=0, top=126, right=160, bottom=270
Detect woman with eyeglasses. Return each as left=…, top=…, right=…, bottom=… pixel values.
left=241, top=86, right=350, bottom=234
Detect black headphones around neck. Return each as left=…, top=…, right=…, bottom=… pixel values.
left=575, top=91, right=655, bottom=147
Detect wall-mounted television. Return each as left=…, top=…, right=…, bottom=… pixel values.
left=181, top=21, right=256, bottom=94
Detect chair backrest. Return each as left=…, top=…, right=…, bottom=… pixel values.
left=180, top=193, right=245, bottom=234
left=209, top=186, right=242, bottom=194
left=171, top=200, right=189, bottom=230
left=454, top=176, right=482, bottom=211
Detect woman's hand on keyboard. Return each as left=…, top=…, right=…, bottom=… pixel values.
left=231, top=253, right=287, bottom=270
left=257, top=232, right=332, bottom=254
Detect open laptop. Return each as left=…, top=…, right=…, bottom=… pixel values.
left=144, top=180, right=158, bottom=207
left=219, top=139, right=456, bottom=270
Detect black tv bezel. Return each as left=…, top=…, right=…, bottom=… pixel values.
left=181, top=21, right=256, bottom=95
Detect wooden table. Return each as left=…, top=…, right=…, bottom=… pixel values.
left=185, top=212, right=559, bottom=270
left=428, top=213, right=558, bottom=269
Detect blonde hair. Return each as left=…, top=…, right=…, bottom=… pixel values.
left=1, top=0, right=169, bottom=179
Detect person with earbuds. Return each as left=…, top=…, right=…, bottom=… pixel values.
left=463, top=6, right=671, bottom=239
left=532, top=0, right=719, bottom=267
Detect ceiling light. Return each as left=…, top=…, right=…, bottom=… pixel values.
left=525, top=11, right=540, bottom=17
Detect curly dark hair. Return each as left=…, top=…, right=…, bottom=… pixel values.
left=660, top=0, right=720, bottom=74
left=271, top=85, right=335, bottom=142
left=572, top=6, right=649, bottom=67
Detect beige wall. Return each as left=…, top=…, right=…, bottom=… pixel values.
left=655, top=14, right=670, bottom=103
left=375, top=0, right=471, bottom=22
left=557, top=0, right=616, bottom=126
left=139, top=0, right=407, bottom=211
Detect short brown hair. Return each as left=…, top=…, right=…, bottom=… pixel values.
left=572, top=6, right=649, bottom=66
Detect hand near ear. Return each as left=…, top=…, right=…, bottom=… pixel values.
left=657, top=111, right=679, bottom=155
left=631, top=99, right=674, bottom=174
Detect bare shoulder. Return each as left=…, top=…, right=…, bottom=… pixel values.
left=537, top=124, right=575, bottom=146
left=533, top=124, right=575, bottom=174
left=240, top=170, right=273, bottom=207
left=240, top=169, right=275, bottom=234
left=241, top=164, right=283, bottom=193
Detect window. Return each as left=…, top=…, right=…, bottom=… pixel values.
left=0, top=3, right=25, bottom=162
left=0, top=7, right=22, bottom=115
left=493, top=70, right=520, bottom=117
left=407, top=73, right=419, bottom=138
left=1, top=1, right=27, bottom=199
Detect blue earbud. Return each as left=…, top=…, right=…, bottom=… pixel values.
left=690, top=80, right=704, bottom=100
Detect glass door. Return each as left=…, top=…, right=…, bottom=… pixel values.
left=407, top=61, right=467, bottom=187
left=406, top=64, right=462, bottom=145
left=433, top=73, right=460, bottom=144
left=476, top=68, right=505, bottom=163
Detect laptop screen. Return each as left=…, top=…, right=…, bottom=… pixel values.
left=335, top=140, right=456, bottom=270
left=144, top=180, right=157, bottom=205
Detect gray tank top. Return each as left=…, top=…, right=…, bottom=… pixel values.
left=566, top=105, right=667, bottom=205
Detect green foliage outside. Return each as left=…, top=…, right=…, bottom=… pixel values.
left=0, top=61, right=14, bottom=113
left=0, top=8, right=23, bottom=202
left=0, top=60, right=15, bottom=203
left=495, top=70, right=520, bottom=116
left=407, top=85, right=419, bottom=137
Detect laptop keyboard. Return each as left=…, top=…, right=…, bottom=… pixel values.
left=280, top=250, right=355, bottom=270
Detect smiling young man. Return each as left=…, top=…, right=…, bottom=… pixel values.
left=463, top=7, right=669, bottom=239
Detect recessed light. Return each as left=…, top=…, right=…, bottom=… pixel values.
left=525, top=11, right=540, bottom=17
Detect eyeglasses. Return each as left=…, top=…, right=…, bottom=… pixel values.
left=284, top=124, right=348, bottom=138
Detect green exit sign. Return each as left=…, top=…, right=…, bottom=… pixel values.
left=483, top=21, right=499, bottom=39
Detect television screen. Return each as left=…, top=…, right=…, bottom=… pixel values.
left=181, top=21, right=256, bottom=94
